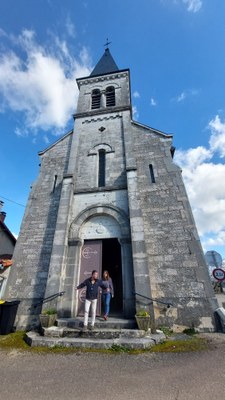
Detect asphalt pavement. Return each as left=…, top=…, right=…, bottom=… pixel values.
left=1, top=333, right=225, bottom=400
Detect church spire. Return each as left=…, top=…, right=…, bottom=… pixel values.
left=90, top=47, right=119, bottom=77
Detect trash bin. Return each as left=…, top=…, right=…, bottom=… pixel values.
left=0, top=300, right=20, bottom=335
left=215, top=307, right=225, bottom=333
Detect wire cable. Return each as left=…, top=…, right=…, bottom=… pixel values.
left=0, top=195, right=25, bottom=208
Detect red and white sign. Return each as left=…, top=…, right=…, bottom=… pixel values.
left=212, top=268, right=225, bottom=281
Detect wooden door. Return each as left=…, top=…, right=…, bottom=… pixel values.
left=77, top=240, right=102, bottom=316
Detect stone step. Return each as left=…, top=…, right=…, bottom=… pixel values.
left=25, top=330, right=165, bottom=350
left=56, top=317, right=137, bottom=330
left=42, top=326, right=149, bottom=339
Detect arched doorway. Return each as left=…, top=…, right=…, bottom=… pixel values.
left=67, top=205, right=135, bottom=319
left=78, top=215, right=123, bottom=316
left=77, top=237, right=123, bottom=317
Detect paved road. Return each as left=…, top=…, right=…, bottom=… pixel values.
left=1, top=334, right=225, bottom=400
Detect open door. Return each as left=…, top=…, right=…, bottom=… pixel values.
left=102, top=238, right=123, bottom=316
left=78, top=238, right=123, bottom=317
left=77, top=240, right=102, bottom=316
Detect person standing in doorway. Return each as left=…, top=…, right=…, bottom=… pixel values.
left=76, top=270, right=105, bottom=331
left=102, top=270, right=114, bottom=320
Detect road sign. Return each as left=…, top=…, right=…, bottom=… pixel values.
left=212, top=268, right=225, bottom=281
left=205, top=251, right=222, bottom=267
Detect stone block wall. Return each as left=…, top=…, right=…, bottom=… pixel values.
left=130, top=124, right=217, bottom=329
left=5, top=133, right=72, bottom=329
left=74, top=114, right=127, bottom=190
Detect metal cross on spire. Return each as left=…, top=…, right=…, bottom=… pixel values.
left=104, top=38, right=111, bottom=49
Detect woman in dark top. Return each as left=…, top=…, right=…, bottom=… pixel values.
left=102, top=270, right=114, bottom=320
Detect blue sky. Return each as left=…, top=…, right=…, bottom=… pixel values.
left=1, top=0, right=225, bottom=261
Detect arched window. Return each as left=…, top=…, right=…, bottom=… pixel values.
left=106, top=86, right=115, bottom=107
left=91, top=89, right=101, bottom=109
left=98, top=149, right=106, bottom=187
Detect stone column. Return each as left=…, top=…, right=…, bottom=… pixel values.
left=43, top=175, right=74, bottom=311
left=57, top=238, right=83, bottom=318
left=126, top=169, right=156, bottom=331
left=121, top=116, right=156, bottom=329
left=119, top=238, right=135, bottom=318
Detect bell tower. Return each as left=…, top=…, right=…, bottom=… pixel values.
left=75, top=48, right=131, bottom=119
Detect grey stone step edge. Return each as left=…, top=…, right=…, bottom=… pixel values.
left=56, top=317, right=137, bottom=330
left=43, top=326, right=151, bottom=339
left=25, top=330, right=166, bottom=350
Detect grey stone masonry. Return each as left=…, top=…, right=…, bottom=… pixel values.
left=126, top=120, right=218, bottom=330
left=5, top=132, right=73, bottom=329
left=5, top=50, right=218, bottom=332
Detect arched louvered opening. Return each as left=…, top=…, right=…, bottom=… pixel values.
left=106, top=86, right=115, bottom=107
left=91, top=89, right=101, bottom=109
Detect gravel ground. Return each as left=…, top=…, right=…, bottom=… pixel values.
left=0, top=333, right=225, bottom=400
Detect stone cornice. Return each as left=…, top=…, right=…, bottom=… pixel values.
left=74, top=106, right=131, bottom=120
left=74, top=185, right=127, bottom=194
left=76, top=69, right=130, bottom=89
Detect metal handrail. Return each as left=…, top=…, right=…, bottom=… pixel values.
left=133, top=291, right=173, bottom=308
left=29, top=291, right=65, bottom=310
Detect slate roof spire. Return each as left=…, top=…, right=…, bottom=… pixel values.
left=90, top=48, right=119, bottom=77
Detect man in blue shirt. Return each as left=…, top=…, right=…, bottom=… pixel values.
left=76, top=270, right=106, bottom=331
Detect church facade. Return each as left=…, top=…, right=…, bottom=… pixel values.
left=6, top=49, right=217, bottom=331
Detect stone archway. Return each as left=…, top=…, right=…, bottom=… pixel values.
left=63, top=205, right=135, bottom=318
left=69, top=204, right=131, bottom=240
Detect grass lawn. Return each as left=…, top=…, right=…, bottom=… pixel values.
left=0, top=331, right=209, bottom=354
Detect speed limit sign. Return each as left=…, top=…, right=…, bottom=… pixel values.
left=212, top=268, right=225, bottom=281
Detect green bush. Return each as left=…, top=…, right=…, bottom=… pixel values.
left=135, top=309, right=150, bottom=317
left=41, top=308, right=57, bottom=315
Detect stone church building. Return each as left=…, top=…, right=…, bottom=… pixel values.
left=6, top=48, right=217, bottom=331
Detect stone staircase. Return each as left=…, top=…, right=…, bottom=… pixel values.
left=25, top=317, right=165, bottom=350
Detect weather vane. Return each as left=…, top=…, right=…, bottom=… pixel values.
left=104, top=38, right=111, bottom=49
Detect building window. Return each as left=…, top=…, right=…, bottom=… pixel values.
left=52, top=175, right=57, bottom=193
left=91, top=89, right=101, bottom=109
left=106, top=86, right=115, bottom=107
left=149, top=164, right=156, bottom=183
left=170, top=146, right=176, bottom=159
left=98, top=150, right=106, bottom=187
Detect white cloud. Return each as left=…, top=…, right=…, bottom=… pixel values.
left=172, top=89, right=199, bottom=103
left=174, top=146, right=212, bottom=171
left=0, top=29, right=92, bottom=135
left=182, top=0, right=202, bottom=13
left=43, top=135, right=50, bottom=144
left=209, top=115, right=225, bottom=158
left=174, top=116, right=225, bottom=250
left=204, top=231, right=225, bottom=247
left=133, top=91, right=140, bottom=98
left=132, top=105, right=139, bottom=120
left=65, top=15, right=76, bottom=38
left=150, top=97, right=157, bottom=106
left=162, top=0, right=202, bottom=13
left=177, top=92, right=186, bottom=102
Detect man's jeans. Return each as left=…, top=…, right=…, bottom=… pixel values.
left=102, top=293, right=111, bottom=316
left=84, top=299, right=97, bottom=327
